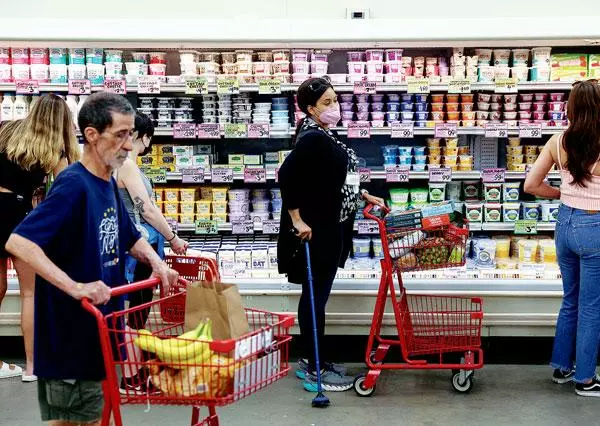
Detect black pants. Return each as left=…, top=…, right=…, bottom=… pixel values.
left=127, top=242, right=158, bottom=329
left=297, top=223, right=343, bottom=372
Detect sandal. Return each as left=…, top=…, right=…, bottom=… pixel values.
left=0, top=361, right=23, bottom=379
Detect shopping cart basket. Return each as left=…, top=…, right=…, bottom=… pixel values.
left=82, top=278, right=294, bottom=426
left=353, top=204, right=484, bottom=397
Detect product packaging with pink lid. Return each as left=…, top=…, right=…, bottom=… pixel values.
left=311, top=50, right=331, bottom=62
left=366, top=62, right=384, bottom=74
left=30, top=48, right=48, bottom=65
left=385, top=49, right=403, bottom=62
left=365, top=49, right=384, bottom=62
left=0, top=64, right=11, bottom=82
left=292, top=49, right=310, bottom=62
left=347, top=51, right=364, bottom=62
left=348, top=62, right=366, bottom=74
left=0, top=48, right=9, bottom=65
left=292, top=62, right=310, bottom=74
left=310, top=62, right=328, bottom=74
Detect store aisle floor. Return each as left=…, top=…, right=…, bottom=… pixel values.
left=0, top=364, right=597, bottom=426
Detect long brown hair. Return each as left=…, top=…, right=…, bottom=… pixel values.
left=563, top=79, right=600, bottom=186
left=0, top=94, right=79, bottom=173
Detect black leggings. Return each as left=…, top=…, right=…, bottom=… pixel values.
left=127, top=243, right=158, bottom=329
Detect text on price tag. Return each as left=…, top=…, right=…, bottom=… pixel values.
left=514, top=220, right=538, bottom=235
left=485, top=123, right=509, bottom=138
left=232, top=219, right=254, bottom=234
left=146, top=168, right=167, bottom=184
left=224, top=123, right=247, bottom=138
left=181, top=167, right=205, bottom=184
left=197, top=123, right=221, bottom=138
left=68, top=79, right=91, bottom=95
left=211, top=167, right=234, bottom=183
left=495, top=78, right=518, bottom=94
left=448, top=79, right=471, bottom=94
left=244, top=167, right=266, bottom=183
left=435, top=123, right=458, bottom=138
left=354, top=81, right=377, bottom=95
left=482, top=168, right=506, bottom=183
left=217, top=78, right=240, bottom=95
left=258, top=79, right=281, bottom=95
left=137, top=75, right=161, bottom=94
left=16, top=80, right=39, bottom=94
left=185, top=77, right=208, bottom=95
left=386, top=165, right=410, bottom=183
left=195, top=219, right=218, bottom=235
left=429, top=167, right=452, bottom=182
left=247, top=123, right=270, bottom=138
left=261, top=220, right=280, bottom=235
left=391, top=121, right=414, bottom=138
left=519, top=124, right=542, bottom=138
left=357, top=220, right=379, bottom=234
left=347, top=121, right=370, bottom=139
left=173, top=122, right=197, bottom=139
left=407, top=78, right=430, bottom=94
left=103, top=79, right=126, bottom=94
left=358, top=167, right=371, bottom=183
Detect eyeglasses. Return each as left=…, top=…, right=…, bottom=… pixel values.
left=572, top=78, right=599, bottom=87
left=104, top=129, right=137, bottom=142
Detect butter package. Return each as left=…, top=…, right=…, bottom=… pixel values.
left=268, top=245, right=278, bottom=269
left=159, top=155, right=176, bottom=166
left=137, top=155, right=157, bottom=166
left=550, top=53, right=588, bottom=68
left=212, top=202, right=228, bottom=215
left=180, top=201, right=196, bottom=215
left=192, top=154, right=211, bottom=167
left=251, top=246, right=269, bottom=269
left=179, top=188, right=197, bottom=202
left=173, top=146, right=193, bottom=156
left=244, top=154, right=263, bottom=165
left=175, top=155, right=193, bottom=170
left=164, top=201, right=179, bottom=215
left=212, top=188, right=228, bottom=202
left=179, top=214, right=195, bottom=224
left=196, top=200, right=212, bottom=215
left=420, top=201, right=455, bottom=218
left=212, top=213, right=227, bottom=224
left=230, top=165, right=244, bottom=174
left=163, top=188, right=180, bottom=202
left=148, top=145, right=159, bottom=156
left=200, top=187, right=213, bottom=199
left=264, top=152, right=280, bottom=163
left=154, top=188, right=164, bottom=201
left=228, top=154, right=245, bottom=165
left=193, top=144, right=213, bottom=155
left=158, top=144, right=174, bottom=155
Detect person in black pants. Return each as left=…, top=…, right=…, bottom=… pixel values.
left=278, top=77, right=384, bottom=392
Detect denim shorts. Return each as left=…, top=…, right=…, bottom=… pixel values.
left=38, top=378, right=103, bottom=423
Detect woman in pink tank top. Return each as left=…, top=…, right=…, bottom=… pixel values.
left=525, top=79, right=600, bottom=396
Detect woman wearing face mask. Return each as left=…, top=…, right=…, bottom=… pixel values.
left=278, top=77, right=385, bottom=392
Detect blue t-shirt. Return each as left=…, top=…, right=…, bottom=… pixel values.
left=14, top=162, right=141, bottom=380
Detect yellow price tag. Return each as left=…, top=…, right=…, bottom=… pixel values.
left=495, top=78, right=518, bottom=93
left=217, top=78, right=240, bottom=94
left=407, top=78, right=430, bottom=94
left=185, top=77, right=208, bottom=95
left=258, top=79, right=281, bottom=95
left=448, top=79, right=471, bottom=94
left=145, top=168, right=167, bottom=184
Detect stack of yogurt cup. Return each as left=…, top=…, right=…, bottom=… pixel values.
left=291, top=49, right=311, bottom=84
left=0, top=48, right=10, bottom=82
left=235, top=50, right=254, bottom=84
left=179, top=50, right=199, bottom=79
left=511, top=49, right=530, bottom=81
left=253, top=102, right=271, bottom=124
left=271, top=49, right=291, bottom=83
left=270, top=189, right=282, bottom=222
left=228, top=189, right=251, bottom=223
left=530, top=47, right=552, bottom=82
left=250, top=189, right=271, bottom=224
left=124, top=51, right=149, bottom=86
left=202, top=95, right=218, bottom=124
left=104, top=49, right=123, bottom=81
left=149, top=52, right=167, bottom=78
left=85, top=48, right=105, bottom=85
left=271, top=97, right=289, bottom=129
left=232, top=93, right=252, bottom=124
left=10, top=48, right=31, bottom=81
left=450, top=48, right=478, bottom=82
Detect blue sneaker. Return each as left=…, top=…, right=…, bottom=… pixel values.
left=303, top=370, right=354, bottom=392
left=295, top=358, right=347, bottom=380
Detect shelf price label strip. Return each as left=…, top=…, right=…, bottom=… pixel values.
left=197, top=123, right=221, bottom=139
left=232, top=219, right=254, bottom=235
left=354, top=81, right=377, bottom=95
left=185, top=77, right=209, bottom=95
left=514, top=220, right=538, bottom=235
left=211, top=167, right=234, bottom=183
left=146, top=168, right=167, bottom=184
left=519, top=124, right=542, bottom=138
left=357, top=220, right=379, bottom=234
left=261, top=220, right=280, bottom=235
left=224, top=123, right=248, bottom=138
left=406, top=78, right=430, bottom=94
left=258, top=79, right=281, bottom=95
left=247, top=123, right=270, bottom=138
left=385, top=165, right=410, bottom=183
left=495, top=78, right=519, bottom=94
left=434, top=123, right=457, bottom=138
left=243, top=167, right=266, bottom=183
left=447, top=79, right=471, bottom=94
left=217, top=78, right=240, bottom=95
left=181, top=167, right=205, bottom=184
left=16, top=80, right=40, bottom=95
left=484, top=123, right=508, bottom=138
left=482, top=168, right=506, bottom=183
left=137, top=76, right=161, bottom=94
left=103, top=79, right=127, bottom=95
left=195, top=219, right=218, bottom=235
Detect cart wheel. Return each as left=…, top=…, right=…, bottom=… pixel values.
left=354, top=375, right=376, bottom=397
left=451, top=373, right=473, bottom=394
left=369, top=351, right=383, bottom=365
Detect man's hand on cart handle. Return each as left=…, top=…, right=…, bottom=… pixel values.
left=71, top=281, right=112, bottom=305
left=151, top=262, right=179, bottom=294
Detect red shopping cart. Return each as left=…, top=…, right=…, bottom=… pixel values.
left=353, top=205, right=484, bottom=397
left=82, top=278, right=294, bottom=426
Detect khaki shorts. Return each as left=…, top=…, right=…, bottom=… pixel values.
left=38, top=378, right=104, bottom=424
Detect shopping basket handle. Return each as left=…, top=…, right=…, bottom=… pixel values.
left=363, top=203, right=390, bottom=221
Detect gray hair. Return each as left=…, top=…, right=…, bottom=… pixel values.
left=78, top=92, right=135, bottom=142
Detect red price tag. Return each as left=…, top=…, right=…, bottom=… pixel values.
left=429, top=167, right=452, bottom=182
left=434, top=123, right=458, bottom=138
left=16, top=80, right=39, bottom=94
left=68, top=79, right=91, bottom=95
left=197, top=123, right=221, bottom=139
left=243, top=168, right=266, bottom=183
left=103, top=79, right=126, bottom=94
left=137, top=75, right=161, bottom=94
left=212, top=168, right=234, bottom=183
left=386, top=166, right=410, bottom=183
left=359, top=167, right=371, bottom=183
left=482, top=168, right=506, bottom=183
left=247, top=123, right=270, bottom=138
left=353, top=81, right=377, bottom=94
left=348, top=122, right=370, bottom=139
left=173, top=122, right=197, bottom=139
left=232, top=219, right=254, bottom=234
left=357, top=220, right=378, bottom=234
left=261, top=220, right=280, bottom=235
left=485, top=123, right=509, bottom=138
left=181, top=167, right=205, bottom=184
left=391, top=122, right=414, bottom=139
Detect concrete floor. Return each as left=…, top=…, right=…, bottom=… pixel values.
left=0, top=365, right=598, bottom=426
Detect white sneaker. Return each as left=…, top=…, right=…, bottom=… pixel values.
left=22, top=374, right=38, bottom=383
left=0, top=362, right=23, bottom=379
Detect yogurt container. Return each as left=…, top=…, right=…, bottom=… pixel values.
left=541, top=202, right=560, bottom=222
left=512, top=49, right=530, bottom=65
left=389, top=188, right=409, bottom=203
left=503, top=203, right=521, bottom=222
left=484, top=183, right=502, bottom=201
left=49, top=64, right=68, bottom=83
left=522, top=202, right=541, bottom=221
left=484, top=203, right=502, bottom=222
left=410, top=188, right=429, bottom=203
left=353, top=237, right=371, bottom=258
left=49, top=48, right=67, bottom=65
left=67, top=64, right=86, bottom=80
left=105, top=49, right=123, bottom=63
left=428, top=183, right=446, bottom=202
left=503, top=182, right=521, bottom=201
left=532, top=47, right=552, bottom=66
left=465, top=203, right=483, bottom=222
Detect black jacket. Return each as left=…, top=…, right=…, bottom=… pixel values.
left=277, top=123, right=354, bottom=283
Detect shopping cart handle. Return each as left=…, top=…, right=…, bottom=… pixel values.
left=363, top=203, right=390, bottom=221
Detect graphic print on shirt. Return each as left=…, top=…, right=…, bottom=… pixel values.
left=99, top=207, right=120, bottom=268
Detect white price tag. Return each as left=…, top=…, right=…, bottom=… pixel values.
left=357, top=220, right=379, bottom=234
left=137, top=75, right=161, bottom=94
left=386, top=166, right=410, bottom=183
left=181, top=167, right=204, bottom=184
left=68, top=79, right=91, bottom=95
left=495, top=78, right=519, bottom=94
left=519, top=124, right=542, bottom=138
left=485, top=123, right=509, bottom=138
left=435, top=123, right=458, bottom=138
left=407, top=78, right=430, bottom=94
left=448, top=79, right=471, bottom=94
left=354, top=81, right=377, bottom=95
left=212, top=168, right=234, bottom=183
left=391, top=122, right=414, bottom=139
left=16, top=80, right=39, bottom=94
left=348, top=122, right=370, bottom=139
left=358, top=167, right=371, bottom=183
left=261, top=220, right=280, bottom=235
left=429, top=167, right=452, bottom=182
left=232, top=220, right=254, bottom=234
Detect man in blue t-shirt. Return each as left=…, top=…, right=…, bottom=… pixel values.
left=5, top=92, right=178, bottom=426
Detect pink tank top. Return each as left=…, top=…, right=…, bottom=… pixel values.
left=557, top=135, right=600, bottom=210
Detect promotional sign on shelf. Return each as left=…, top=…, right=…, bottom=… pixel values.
left=181, top=167, right=205, bottom=184
left=385, top=165, right=410, bottom=183
left=232, top=219, right=254, bottom=235
left=391, top=121, right=414, bottom=139
left=195, top=219, right=218, bottom=235
left=447, top=79, right=471, bottom=94
left=347, top=121, right=370, bottom=139
left=197, top=123, right=221, bottom=139
left=429, top=167, right=452, bottom=182
left=15, top=80, right=39, bottom=95
left=211, top=167, right=234, bottom=183
left=185, top=77, right=208, bottom=95
left=357, top=220, right=379, bottom=234
left=406, top=78, right=430, bottom=94
left=482, top=168, right=506, bottom=183
left=261, top=220, right=280, bottom=235
left=247, top=123, right=270, bottom=138
left=514, top=220, right=538, bottom=235
left=434, top=123, right=458, bottom=138
left=224, top=123, right=248, bottom=138
left=217, top=78, right=240, bottom=95
left=145, top=168, right=167, bottom=184
left=68, top=79, right=91, bottom=95
left=172, top=122, right=197, bottom=139
left=494, top=78, right=518, bottom=94
left=243, top=167, right=266, bottom=183
left=353, top=81, right=377, bottom=95
left=484, top=123, right=509, bottom=138
left=258, top=79, right=281, bottom=95
left=358, top=167, right=371, bottom=183
left=103, top=79, right=126, bottom=95
left=137, top=75, right=161, bottom=94
left=519, top=124, right=542, bottom=138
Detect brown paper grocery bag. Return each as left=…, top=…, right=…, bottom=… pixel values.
left=184, top=281, right=249, bottom=341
